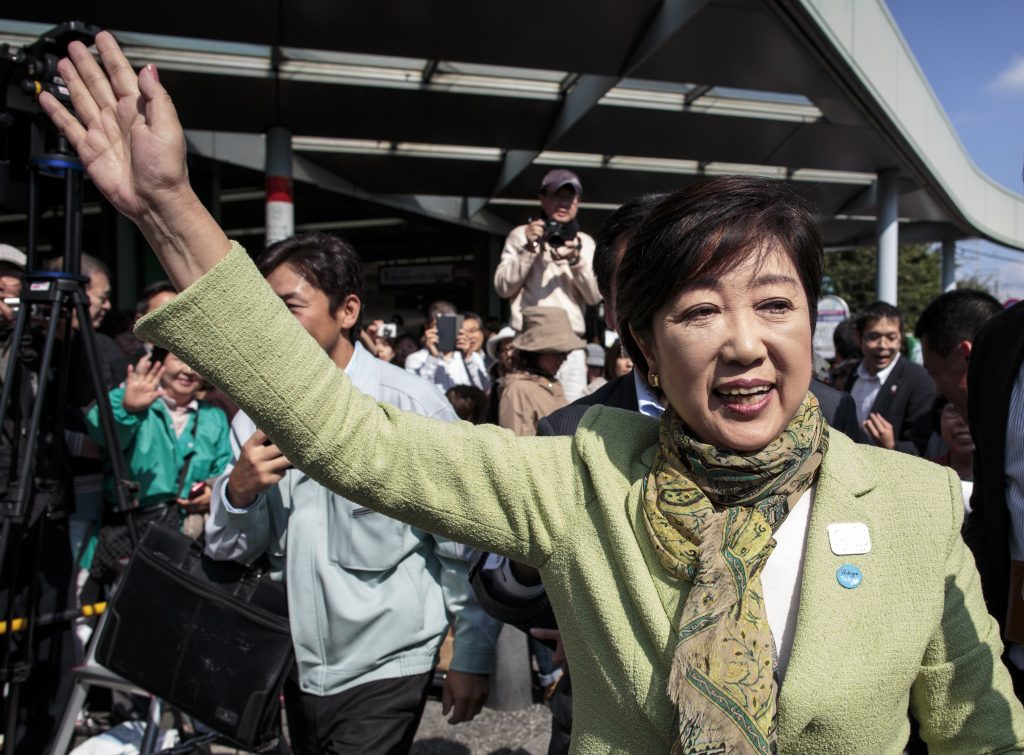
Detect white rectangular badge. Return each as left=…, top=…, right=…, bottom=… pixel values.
left=827, top=522, right=871, bottom=555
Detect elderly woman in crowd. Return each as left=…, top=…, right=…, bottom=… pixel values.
left=43, top=34, right=1024, bottom=754
left=498, top=306, right=584, bottom=436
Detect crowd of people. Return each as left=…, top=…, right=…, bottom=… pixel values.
left=4, top=30, right=1024, bottom=755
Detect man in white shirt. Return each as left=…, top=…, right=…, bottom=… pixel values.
left=845, top=301, right=934, bottom=455
left=405, top=300, right=490, bottom=393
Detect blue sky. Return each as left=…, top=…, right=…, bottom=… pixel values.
left=886, top=0, right=1024, bottom=300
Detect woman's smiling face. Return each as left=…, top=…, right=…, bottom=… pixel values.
left=635, top=247, right=813, bottom=452
left=159, top=351, right=202, bottom=403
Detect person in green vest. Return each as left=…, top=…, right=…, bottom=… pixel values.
left=83, top=347, right=231, bottom=581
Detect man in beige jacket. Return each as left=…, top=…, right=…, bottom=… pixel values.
left=493, top=169, right=601, bottom=402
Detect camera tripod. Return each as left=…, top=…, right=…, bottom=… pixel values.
left=0, top=137, right=138, bottom=751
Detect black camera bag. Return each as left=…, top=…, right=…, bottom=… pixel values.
left=95, top=523, right=291, bottom=750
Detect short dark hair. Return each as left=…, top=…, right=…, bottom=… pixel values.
left=604, top=340, right=623, bottom=380
left=256, top=232, right=364, bottom=338
left=832, top=319, right=862, bottom=361
left=593, top=194, right=666, bottom=303
left=856, top=301, right=903, bottom=334
left=44, top=252, right=111, bottom=282
left=616, top=176, right=824, bottom=379
left=914, top=289, right=1002, bottom=356
left=136, top=280, right=176, bottom=316
left=445, top=385, right=488, bottom=424
left=425, top=300, right=456, bottom=324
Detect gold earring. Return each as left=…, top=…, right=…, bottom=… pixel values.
left=648, top=371, right=660, bottom=388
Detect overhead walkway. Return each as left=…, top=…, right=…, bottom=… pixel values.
left=1, top=0, right=1021, bottom=301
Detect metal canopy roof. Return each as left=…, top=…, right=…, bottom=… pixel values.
left=2, top=0, right=1022, bottom=261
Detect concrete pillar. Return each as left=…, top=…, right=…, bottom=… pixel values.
left=488, top=234, right=503, bottom=322
left=265, top=127, right=294, bottom=246
left=941, top=240, right=957, bottom=292
left=875, top=168, right=899, bottom=305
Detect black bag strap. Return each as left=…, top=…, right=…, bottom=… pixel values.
left=174, top=404, right=202, bottom=498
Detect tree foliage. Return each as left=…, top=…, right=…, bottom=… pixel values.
left=823, top=243, right=941, bottom=330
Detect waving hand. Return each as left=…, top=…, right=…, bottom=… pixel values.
left=39, top=32, right=188, bottom=222
left=38, top=31, right=230, bottom=290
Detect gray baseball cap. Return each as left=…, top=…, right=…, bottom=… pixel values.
left=540, top=168, right=582, bottom=196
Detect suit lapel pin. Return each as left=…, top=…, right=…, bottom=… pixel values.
left=828, top=522, right=871, bottom=555
left=890, top=384, right=898, bottom=393
left=837, top=563, right=863, bottom=589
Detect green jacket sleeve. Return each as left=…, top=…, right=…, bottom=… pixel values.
left=137, top=243, right=580, bottom=567
left=197, top=406, right=232, bottom=482
left=85, top=386, right=142, bottom=450
left=910, top=467, right=1024, bottom=753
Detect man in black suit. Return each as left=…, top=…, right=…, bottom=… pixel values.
left=845, top=301, right=935, bottom=455
left=964, top=300, right=1024, bottom=697
left=915, top=289, right=1002, bottom=420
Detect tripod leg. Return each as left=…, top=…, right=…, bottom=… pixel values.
left=71, top=294, right=139, bottom=541
left=46, top=674, right=88, bottom=755
left=0, top=300, right=62, bottom=751
left=139, top=696, right=164, bottom=755
left=0, top=302, right=31, bottom=431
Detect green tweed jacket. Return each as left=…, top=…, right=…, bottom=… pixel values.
left=139, top=244, right=1024, bottom=754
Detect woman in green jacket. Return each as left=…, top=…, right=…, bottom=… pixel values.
left=84, top=348, right=231, bottom=575
left=46, top=34, right=1024, bottom=754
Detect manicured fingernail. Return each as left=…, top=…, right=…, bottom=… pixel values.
left=147, top=64, right=159, bottom=82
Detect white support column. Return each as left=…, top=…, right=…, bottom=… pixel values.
left=875, top=168, right=899, bottom=305
left=265, top=127, right=294, bottom=246
left=941, top=240, right=957, bottom=292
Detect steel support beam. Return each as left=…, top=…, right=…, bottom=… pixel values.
left=265, top=126, right=294, bottom=245
left=185, top=130, right=510, bottom=236
left=875, top=168, right=899, bottom=304
left=479, top=0, right=710, bottom=208
left=941, top=239, right=956, bottom=292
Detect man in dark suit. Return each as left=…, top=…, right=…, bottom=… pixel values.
left=965, top=300, right=1024, bottom=697
left=845, top=301, right=935, bottom=455
left=915, top=289, right=1002, bottom=420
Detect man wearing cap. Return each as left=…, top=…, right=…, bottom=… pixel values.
left=493, top=169, right=600, bottom=403
left=498, top=306, right=584, bottom=437
left=0, top=244, right=26, bottom=303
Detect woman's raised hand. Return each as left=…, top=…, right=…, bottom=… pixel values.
left=122, top=354, right=166, bottom=413
left=39, top=31, right=188, bottom=224
left=38, top=31, right=230, bottom=290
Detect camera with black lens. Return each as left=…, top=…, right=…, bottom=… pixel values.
left=541, top=218, right=579, bottom=248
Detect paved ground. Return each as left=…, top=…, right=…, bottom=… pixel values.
left=205, top=700, right=551, bottom=755
left=411, top=700, right=551, bottom=755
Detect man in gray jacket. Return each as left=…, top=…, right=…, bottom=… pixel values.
left=206, top=233, right=498, bottom=754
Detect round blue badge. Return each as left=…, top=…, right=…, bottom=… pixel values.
left=836, top=563, right=862, bottom=589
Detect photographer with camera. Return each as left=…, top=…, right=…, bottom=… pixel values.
left=493, top=169, right=600, bottom=402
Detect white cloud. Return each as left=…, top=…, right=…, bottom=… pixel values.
left=990, top=55, right=1024, bottom=95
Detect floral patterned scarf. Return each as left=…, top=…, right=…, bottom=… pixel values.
left=642, top=393, right=828, bottom=754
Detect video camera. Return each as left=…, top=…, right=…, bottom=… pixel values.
left=0, top=22, right=98, bottom=205
left=0, top=21, right=98, bottom=110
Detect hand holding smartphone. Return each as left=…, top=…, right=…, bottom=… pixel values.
left=436, top=314, right=463, bottom=354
